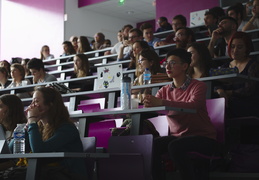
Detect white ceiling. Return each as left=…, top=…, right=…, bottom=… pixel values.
left=80, top=0, right=156, bottom=23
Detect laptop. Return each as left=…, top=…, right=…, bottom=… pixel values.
left=0, top=125, right=11, bottom=154
left=95, top=64, right=123, bottom=90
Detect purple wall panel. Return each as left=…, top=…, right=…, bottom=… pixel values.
left=78, top=0, right=107, bottom=8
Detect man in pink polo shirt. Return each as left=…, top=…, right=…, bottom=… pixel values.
left=143, top=48, right=217, bottom=180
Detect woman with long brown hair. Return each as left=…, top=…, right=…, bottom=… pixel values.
left=24, top=86, right=87, bottom=179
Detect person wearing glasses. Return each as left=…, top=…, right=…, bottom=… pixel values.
left=155, top=15, right=187, bottom=47
left=117, top=28, right=143, bottom=61
left=143, top=48, right=217, bottom=180
left=155, top=16, right=172, bottom=33
left=132, top=49, right=162, bottom=102
left=243, top=0, right=259, bottom=31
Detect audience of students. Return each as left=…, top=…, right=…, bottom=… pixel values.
left=140, top=23, right=161, bottom=48
left=208, top=16, right=238, bottom=57
left=27, top=58, right=57, bottom=84
left=156, top=16, right=172, bottom=33
left=227, top=3, right=248, bottom=31
left=117, top=28, right=143, bottom=61
left=1, top=2, right=259, bottom=179
left=187, top=42, right=211, bottom=78
left=40, top=45, right=54, bottom=60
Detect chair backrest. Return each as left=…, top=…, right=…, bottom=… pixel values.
left=148, top=115, right=169, bottom=136
left=79, top=98, right=105, bottom=109
left=98, top=134, right=153, bottom=180
left=88, top=119, right=116, bottom=149
left=206, top=98, right=225, bottom=143
left=81, top=136, right=96, bottom=153
left=81, top=137, right=96, bottom=180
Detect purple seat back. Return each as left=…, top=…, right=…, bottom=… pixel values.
left=206, top=98, right=225, bottom=143
left=88, top=120, right=116, bottom=149
left=81, top=137, right=96, bottom=180
left=98, top=135, right=153, bottom=180
left=80, top=98, right=105, bottom=109
left=77, top=103, right=101, bottom=113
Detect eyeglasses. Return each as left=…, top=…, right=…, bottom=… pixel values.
left=163, top=60, right=183, bottom=67
left=138, top=58, right=148, bottom=64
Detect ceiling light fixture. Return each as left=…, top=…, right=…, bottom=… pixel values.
left=118, top=0, right=125, bottom=6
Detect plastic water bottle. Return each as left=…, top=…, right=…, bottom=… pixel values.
left=143, top=68, right=151, bottom=85
left=13, top=124, right=26, bottom=154
left=121, top=75, right=131, bottom=109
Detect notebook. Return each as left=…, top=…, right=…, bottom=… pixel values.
left=95, top=64, right=123, bottom=90
left=0, top=125, right=11, bottom=154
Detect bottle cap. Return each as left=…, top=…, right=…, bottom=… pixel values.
left=122, top=75, right=131, bottom=83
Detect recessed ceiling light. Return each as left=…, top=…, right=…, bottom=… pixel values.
left=126, top=11, right=134, bottom=15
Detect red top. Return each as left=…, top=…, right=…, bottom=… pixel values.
left=156, top=79, right=216, bottom=140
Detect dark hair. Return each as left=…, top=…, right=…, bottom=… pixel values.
left=95, top=32, right=105, bottom=42
left=173, top=15, right=187, bottom=26
left=209, top=6, right=225, bottom=20
left=166, top=48, right=192, bottom=65
left=122, top=24, right=133, bottom=31
left=176, top=27, right=196, bottom=43
left=129, top=28, right=143, bottom=37
left=128, top=41, right=150, bottom=70
left=62, top=41, right=76, bottom=55
left=140, top=23, right=153, bottom=32
left=139, top=49, right=161, bottom=75
left=187, top=42, right=212, bottom=77
left=205, top=11, right=218, bottom=19
left=74, top=53, right=90, bottom=77
left=0, top=94, right=27, bottom=133
left=227, top=31, right=254, bottom=59
left=0, top=67, right=9, bottom=79
left=0, top=60, right=11, bottom=74
left=27, top=58, right=44, bottom=71
left=227, top=3, right=245, bottom=20
left=77, top=36, right=92, bottom=53
left=159, top=16, right=168, bottom=22
left=219, top=16, right=239, bottom=29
